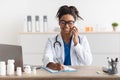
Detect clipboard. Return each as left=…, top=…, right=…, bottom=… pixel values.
left=41, top=66, right=77, bottom=73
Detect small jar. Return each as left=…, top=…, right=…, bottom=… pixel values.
left=16, top=67, right=22, bottom=76
left=32, top=67, right=36, bottom=74
left=24, top=65, right=31, bottom=74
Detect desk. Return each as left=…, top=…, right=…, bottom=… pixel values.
left=0, top=66, right=120, bottom=80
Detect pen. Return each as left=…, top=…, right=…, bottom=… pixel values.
left=115, top=58, right=118, bottom=62
left=56, top=58, right=61, bottom=63
left=111, top=58, right=114, bottom=63
left=107, top=57, right=111, bottom=63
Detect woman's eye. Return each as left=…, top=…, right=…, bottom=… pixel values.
left=61, top=21, right=65, bottom=24
left=68, top=22, right=73, bottom=24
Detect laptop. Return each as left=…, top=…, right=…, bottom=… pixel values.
left=0, top=44, right=24, bottom=71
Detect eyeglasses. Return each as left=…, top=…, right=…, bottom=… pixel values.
left=59, top=20, right=75, bottom=27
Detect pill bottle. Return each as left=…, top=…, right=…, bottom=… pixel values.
left=7, top=59, right=15, bottom=75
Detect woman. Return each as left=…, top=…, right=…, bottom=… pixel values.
left=43, top=5, right=92, bottom=70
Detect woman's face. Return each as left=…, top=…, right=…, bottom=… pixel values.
left=59, top=14, right=75, bottom=34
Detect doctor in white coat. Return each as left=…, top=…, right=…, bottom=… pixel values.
left=43, top=5, right=92, bottom=70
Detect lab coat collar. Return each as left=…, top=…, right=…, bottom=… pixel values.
left=57, top=33, right=74, bottom=47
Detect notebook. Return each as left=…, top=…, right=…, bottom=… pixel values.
left=0, top=44, right=24, bottom=71
left=41, top=65, right=77, bottom=73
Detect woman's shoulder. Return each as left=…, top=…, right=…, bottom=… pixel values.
left=48, top=34, right=58, bottom=41
left=78, top=35, right=88, bottom=42
left=78, top=34, right=86, bottom=38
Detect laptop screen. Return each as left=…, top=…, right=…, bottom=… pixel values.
left=0, top=44, right=24, bottom=71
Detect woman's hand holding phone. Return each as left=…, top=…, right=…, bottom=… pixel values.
left=70, top=26, right=79, bottom=46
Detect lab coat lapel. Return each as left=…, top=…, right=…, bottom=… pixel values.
left=70, top=36, right=74, bottom=65
left=57, top=34, right=64, bottom=63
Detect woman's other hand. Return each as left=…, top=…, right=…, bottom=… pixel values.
left=47, top=62, right=64, bottom=70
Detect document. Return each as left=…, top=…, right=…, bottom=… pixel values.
left=41, top=66, right=77, bottom=73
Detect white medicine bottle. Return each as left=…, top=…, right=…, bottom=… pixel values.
left=35, top=15, right=40, bottom=32
left=43, top=15, right=48, bottom=32
left=0, top=61, right=6, bottom=76
left=7, top=59, right=15, bottom=75
left=27, top=15, right=32, bottom=32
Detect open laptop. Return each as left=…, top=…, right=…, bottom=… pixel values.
left=0, top=44, right=24, bottom=71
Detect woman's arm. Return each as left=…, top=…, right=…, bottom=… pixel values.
left=42, top=38, right=64, bottom=70
left=74, top=36, right=93, bottom=65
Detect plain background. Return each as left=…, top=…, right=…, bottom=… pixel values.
left=0, top=0, right=120, bottom=44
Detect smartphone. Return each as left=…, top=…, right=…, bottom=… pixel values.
left=71, top=26, right=76, bottom=36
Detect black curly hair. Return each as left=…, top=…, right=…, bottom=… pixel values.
left=56, top=5, right=83, bottom=21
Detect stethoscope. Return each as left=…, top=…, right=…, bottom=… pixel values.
left=53, top=35, right=61, bottom=48
left=53, top=35, right=80, bottom=48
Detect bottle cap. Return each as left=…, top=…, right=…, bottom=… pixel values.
left=0, top=61, right=5, bottom=65
left=8, top=59, right=15, bottom=64
left=27, top=16, right=32, bottom=21
left=43, top=15, right=47, bottom=22
left=35, top=16, right=39, bottom=21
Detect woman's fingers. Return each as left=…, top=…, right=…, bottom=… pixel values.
left=47, top=62, right=58, bottom=70
left=56, top=63, right=64, bottom=70
left=72, top=26, right=78, bottom=36
left=47, top=62, right=65, bottom=70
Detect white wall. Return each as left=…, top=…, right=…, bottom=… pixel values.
left=20, top=33, right=120, bottom=66
left=0, top=0, right=120, bottom=44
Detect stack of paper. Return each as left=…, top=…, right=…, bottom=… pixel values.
left=41, top=66, right=77, bottom=73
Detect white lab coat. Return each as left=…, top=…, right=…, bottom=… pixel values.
left=42, top=33, right=92, bottom=66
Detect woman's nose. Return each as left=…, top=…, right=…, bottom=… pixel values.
left=64, top=23, right=69, bottom=28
